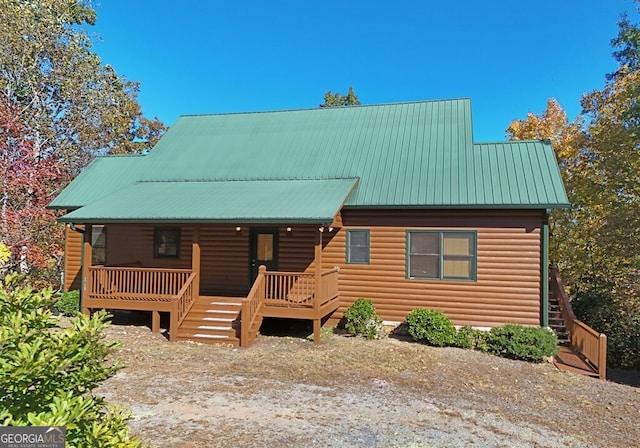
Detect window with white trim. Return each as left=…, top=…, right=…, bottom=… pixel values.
left=407, top=231, right=476, bottom=280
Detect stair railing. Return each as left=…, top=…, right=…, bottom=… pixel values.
left=550, top=267, right=607, bottom=380
left=170, top=272, right=198, bottom=341
left=241, top=266, right=266, bottom=347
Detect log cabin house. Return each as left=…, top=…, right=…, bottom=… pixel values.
left=48, top=99, right=569, bottom=347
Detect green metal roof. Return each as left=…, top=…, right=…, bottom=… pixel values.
left=58, top=178, right=358, bottom=224
left=50, top=99, right=569, bottom=223
left=48, top=155, right=146, bottom=210
left=142, top=99, right=476, bottom=207
left=470, top=141, right=568, bottom=207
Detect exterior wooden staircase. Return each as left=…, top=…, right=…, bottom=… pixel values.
left=175, top=296, right=242, bottom=346
left=548, top=290, right=570, bottom=346
left=549, top=268, right=607, bottom=379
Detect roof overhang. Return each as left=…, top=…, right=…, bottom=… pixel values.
left=58, top=178, right=359, bottom=224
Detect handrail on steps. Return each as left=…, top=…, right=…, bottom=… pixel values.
left=550, top=267, right=607, bottom=380
left=171, top=271, right=198, bottom=340
left=239, top=266, right=341, bottom=347
left=241, top=266, right=266, bottom=347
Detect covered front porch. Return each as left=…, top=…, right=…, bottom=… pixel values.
left=80, top=224, right=341, bottom=347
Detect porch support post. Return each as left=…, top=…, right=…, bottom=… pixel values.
left=192, top=225, right=201, bottom=299
left=81, top=224, right=93, bottom=315
left=313, top=228, right=323, bottom=344
left=151, top=311, right=160, bottom=333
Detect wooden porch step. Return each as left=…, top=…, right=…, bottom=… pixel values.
left=175, top=295, right=243, bottom=346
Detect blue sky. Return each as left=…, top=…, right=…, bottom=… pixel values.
left=91, top=0, right=636, bottom=142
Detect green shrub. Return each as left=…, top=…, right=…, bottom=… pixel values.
left=453, top=325, right=487, bottom=350
left=485, top=324, right=558, bottom=362
left=55, top=289, right=80, bottom=316
left=0, top=274, right=144, bottom=447
left=343, top=298, right=385, bottom=339
left=405, top=308, right=456, bottom=347
left=572, top=284, right=640, bottom=370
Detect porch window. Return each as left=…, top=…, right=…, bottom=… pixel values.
left=91, top=226, right=107, bottom=265
left=407, top=231, right=476, bottom=280
left=154, top=228, right=180, bottom=258
left=346, top=229, right=370, bottom=264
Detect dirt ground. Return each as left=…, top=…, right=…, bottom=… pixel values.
left=95, top=316, right=640, bottom=448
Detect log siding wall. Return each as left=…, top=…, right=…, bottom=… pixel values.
left=200, top=227, right=248, bottom=295
left=107, top=224, right=192, bottom=270
left=323, top=209, right=543, bottom=327
left=64, top=225, right=83, bottom=291
left=62, top=209, right=544, bottom=327
left=104, top=225, right=318, bottom=295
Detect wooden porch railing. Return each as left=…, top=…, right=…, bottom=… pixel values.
left=318, top=267, right=340, bottom=308
left=550, top=267, right=607, bottom=380
left=264, top=271, right=316, bottom=308
left=88, top=266, right=192, bottom=301
left=85, top=266, right=197, bottom=341
left=240, top=266, right=341, bottom=346
left=85, top=265, right=339, bottom=347
left=171, top=272, right=198, bottom=340
left=259, top=267, right=341, bottom=309
left=240, top=266, right=267, bottom=348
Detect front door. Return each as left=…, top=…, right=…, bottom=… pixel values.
left=249, top=228, right=279, bottom=285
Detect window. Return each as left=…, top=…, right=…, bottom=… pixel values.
left=407, top=231, right=476, bottom=280
left=154, top=228, right=180, bottom=258
left=346, top=229, right=370, bottom=264
left=256, top=233, right=274, bottom=262
left=91, top=226, right=107, bottom=265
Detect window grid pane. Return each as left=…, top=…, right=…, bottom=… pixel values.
left=409, top=254, right=440, bottom=278
left=410, top=233, right=439, bottom=254
left=347, top=230, right=370, bottom=264
left=443, top=258, right=471, bottom=278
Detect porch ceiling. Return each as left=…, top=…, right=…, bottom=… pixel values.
left=58, top=178, right=358, bottom=224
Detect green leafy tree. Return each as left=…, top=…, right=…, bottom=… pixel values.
left=0, top=274, right=143, bottom=447
left=508, top=2, right=640, bottom=368
left=506, top=99, right=590, bottom=281
left=0, top=0, right=166, bottom=284
left=320, top=86, right=361, bottom=107
left=0, top=0, right=166, bottom=174
left=611, top=1, right=640, bottom=75
left=580, top=69, right=640, bottom=284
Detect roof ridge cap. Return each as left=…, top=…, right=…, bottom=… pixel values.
left=178, top=98, right=472, bottom=118
left=475, top=139, right=550, bottom=145
left=136, top=177, right=361, bottom=184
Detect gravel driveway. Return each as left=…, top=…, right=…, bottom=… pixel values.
left=97, top=321, right=640, bottom=448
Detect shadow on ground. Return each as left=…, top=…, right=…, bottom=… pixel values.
left=607, top=368, right=640, bottom=387
left=258, top=317, right=314, bottom=338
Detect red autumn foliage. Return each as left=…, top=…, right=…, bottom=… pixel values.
left=0, top=98, right=69, bottom=286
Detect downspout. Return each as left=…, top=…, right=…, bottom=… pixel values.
left=541, top=210, right=550, bottom=328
